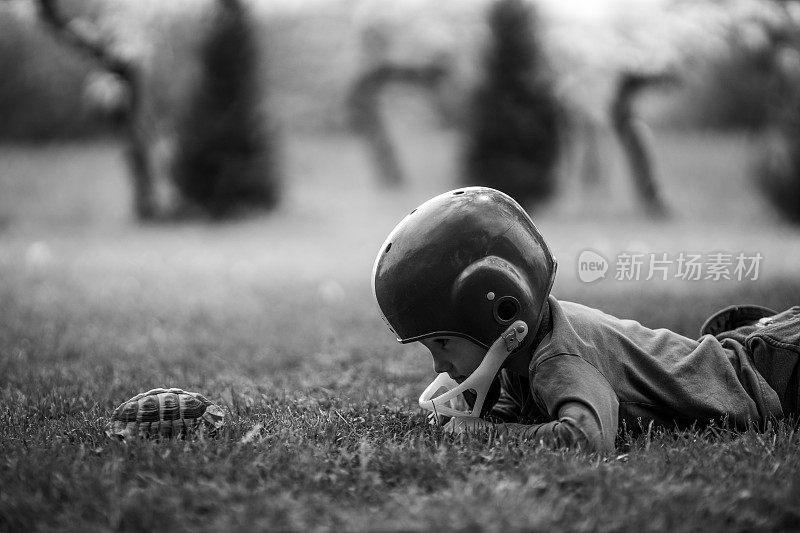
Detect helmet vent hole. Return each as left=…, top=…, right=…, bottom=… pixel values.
left=493, top=296, right=519, bottom=324
left=409, top=208, right=417, bottom=214
left=384, top=243, right=392, bottom=253
left=453, top=190, right=465, bottom=195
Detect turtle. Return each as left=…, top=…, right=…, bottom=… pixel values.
left=106, top=387, right=226, bottom=440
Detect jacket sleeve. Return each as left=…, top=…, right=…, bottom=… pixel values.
left=498, top=402, right=609, bottom=452
left=519, top=354, right=620, bottom=452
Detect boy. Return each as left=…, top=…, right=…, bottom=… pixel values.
left=372, top=187, right=800, bottom=452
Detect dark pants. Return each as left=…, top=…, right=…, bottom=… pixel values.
left=702, top=305, right=800, bottom=418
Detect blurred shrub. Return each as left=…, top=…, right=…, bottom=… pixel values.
left=171, top=0, right=280, bottom=217
left=0, top=3, right=107, bottom=141
left=657, top=43, right=777, bottom=131
left=755, top=129, right=800, bottom=223
left=461, top=0, right=560, bottom=206
left=752, top=12, right=800, bottom=225
left=753, top=52, right=800, bottom=225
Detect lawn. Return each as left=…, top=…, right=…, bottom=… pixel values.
left=1, top=128, right=800, bottom=532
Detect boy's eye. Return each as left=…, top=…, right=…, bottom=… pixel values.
left=434, top=339, right=449, bottom=349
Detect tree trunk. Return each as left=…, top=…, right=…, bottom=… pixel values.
left=37, top=0, right=156, bottom=220
left=347, top=64, right=449, bottom=187
left=611, top=73, right=671, bottom=217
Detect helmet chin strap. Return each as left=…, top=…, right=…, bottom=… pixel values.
left=419, top=320, right=528, bottom=420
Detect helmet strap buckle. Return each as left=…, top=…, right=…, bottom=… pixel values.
left=502, top=323, right=527, bottom=352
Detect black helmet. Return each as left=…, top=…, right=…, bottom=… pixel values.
left=372, top=187, right=556, bottom=354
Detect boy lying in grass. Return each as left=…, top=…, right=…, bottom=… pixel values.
left=371, top=187, right=800, bottom=452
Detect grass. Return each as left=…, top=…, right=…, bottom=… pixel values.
left=1, top=129, right=800, bottom=531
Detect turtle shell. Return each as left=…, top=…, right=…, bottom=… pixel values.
left=106, top=387, right=226, bottom=439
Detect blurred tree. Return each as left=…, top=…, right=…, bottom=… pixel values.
left=753, top=0, right=800, bottom=223
left=461, top=0, right=560, bottom=207
left=171, top=0, right=280, bottom=218
left=0, top=2, right=103, bottom=141
left=37, top=0, right=157, bottom=219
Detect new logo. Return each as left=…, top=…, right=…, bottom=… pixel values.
left=577, top=250, right=608, bottom=283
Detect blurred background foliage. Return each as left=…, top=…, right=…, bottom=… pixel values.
left=0, top=0, right=358, bottom=140
left=0, top=1, right=101, bottom=141
left=0, top=0, right=197, bottom=140
left=0, top=0, right=790, bottom=139
left=3, top=0, right=800, bottom=220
